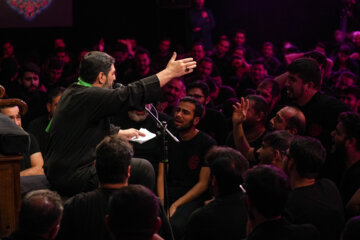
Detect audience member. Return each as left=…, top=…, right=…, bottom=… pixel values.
left=231, top=95, right=268, bottom=165
left=244, top=165, right=320, bottom=240
left=57, top=135, right=173, bottom=240
left=185, top=146, right=249, bottom=240
left=107, top=185, right=164, bottom=240
left=7, top=62, right=48, bottom=129
left=331, top=112, right=360, bottom=206
left=261, top=42, right=282, bottom=76
left=0, top=101, right=44, bottom=176
left=269, top=106, right=306, bottom=135
left=187, top=81, right=227, bottom=144
left=28, top=87, right=65, bottom=156
left=157, top=96, right=216, bottom=240
left=284, top=136, right=345, bottom=240
left=123, top=47, right=156, bottom=85
left=342, top=216, right=360, bottom=240
left=156, top=77, right=186, bottom=116
left=340, top=86, right=360, bottom=113
left=257, top=130, right=293, bottom=169
left=5, top=190, right=63, bottom=240
left=151, top=38, right=172, bottom=72
left=286, top=58, right=349, bottom=150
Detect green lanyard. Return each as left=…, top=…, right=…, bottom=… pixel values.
left=45, top=78, right=92, bottom=133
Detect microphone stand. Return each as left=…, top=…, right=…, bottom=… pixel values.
left=145, top=105, right=178, bottom=216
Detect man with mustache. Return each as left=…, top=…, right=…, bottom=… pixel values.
left=157, top=96, right=215, bottom=240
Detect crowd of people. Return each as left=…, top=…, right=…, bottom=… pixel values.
left=1, top=0, right=360, bottom=240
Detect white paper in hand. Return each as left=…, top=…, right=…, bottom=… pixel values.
left=129, top=128, right=156, bottom=144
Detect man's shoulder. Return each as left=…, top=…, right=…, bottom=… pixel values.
left=195, top=130, right=216, bottom=145
left=64, top=188, right=107, bottom=208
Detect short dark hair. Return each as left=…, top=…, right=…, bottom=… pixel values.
left=19, top=190, right=63, bottom=235
left=246, top=95, right=269, bottom=124
left=338, top=112, right=360, bottom=150
left=79, top=51, right=115, bottom=84
left=198, top=56, right=214, bottom=66
left=47, top=86, right=65, bottom=103
left=135, top=47, right=151, bottom=58
left=287, top=58, right=321, bottom=88
left=338, top=71, right=358, bottom=85
left=262, top=130, right=294, bottom=163
left=304, top=50, right=327, bottom=67
left=207, top=146, right=249, bottom=194
left=108, top=185, right=159, bottom=239
left=343, top=216, right=360, bottom=240
left=19, top=62, right=40, bottom=79
left=244, top=165, right=290, bottom=219
left=179, top=96, right=204, bottom=118
left=187, top=81, right=210, bottom=98
left=257, top=78, right=280, bottom=98
left=95, top=135, right=133, bottom=184
left=289, top=136, right=326, bottom=178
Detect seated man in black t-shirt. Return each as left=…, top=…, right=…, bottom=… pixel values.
left=185, top=146, right=249, bottom=240
left=284, top=136, right=345, bottom=240
left=157, top=96, right=216, bottom=240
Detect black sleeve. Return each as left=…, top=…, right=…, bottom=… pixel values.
left=29, top=133, right=41, bottom=155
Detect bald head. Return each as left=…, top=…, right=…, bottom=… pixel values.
left=270, top=106, right=306, bottom=135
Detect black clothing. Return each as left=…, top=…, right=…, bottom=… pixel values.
left=21, top=134, right=40, bottom=171
left=340, top=160, right=360, bottom=207
left=197, top=108, right=227, bottom=145
left=285, top=179, right=345, bottom=240
left=185, top=191, right=247, bottom=240
left=247, top=218, right=320, bottom=240
left=298, top=91, right=349, bottom=151
left=4, top=229, right=47, bottom=240
left=167, top=131, right=216, bottom=202
left=123, top=68, right=157, bottom=85
left=56, top=188, right=174, bottom=240
left=27, top=114, right=50, bottom=156
left=45, top=75, right=161, bottom=196
left=111, top=109, right=172, bottom=174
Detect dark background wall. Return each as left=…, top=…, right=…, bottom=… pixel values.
left=0, top=0, right=343, bottom=56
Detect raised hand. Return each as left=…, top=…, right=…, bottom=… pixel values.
left=165, top=52, right=197, bottom=78
left=232, top=97, right=250, bottom=125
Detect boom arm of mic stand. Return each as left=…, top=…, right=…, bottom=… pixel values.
left=145, top=107, right=179, bottom=142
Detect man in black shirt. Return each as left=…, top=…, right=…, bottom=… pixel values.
left=245, top=165, right=320, bottom=240
left=157, top=96, right=216, bottom=239
left=185, top=146, right=249, bottom=240
left=284, top=136, right=345, bottom=240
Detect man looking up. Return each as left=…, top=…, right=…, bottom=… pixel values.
left=157, top=96, right=215, bottom=240
left=45, top=51, right=196, bottom=197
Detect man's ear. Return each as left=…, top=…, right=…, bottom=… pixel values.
left=205, top=96, right=211, bottom=105
left=345, top=137, right=357, bottom=149
left=256, top=112, right=265, bottom=123
left=287, top=127, right=298, bottom=136
left=193, top=116, right=201, bottom=126
left=96, top=72, right=105, bottom=85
